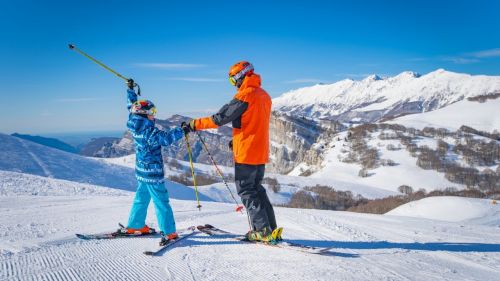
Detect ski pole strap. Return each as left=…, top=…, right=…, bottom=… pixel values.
left=184, top=133, right=201, bottom=210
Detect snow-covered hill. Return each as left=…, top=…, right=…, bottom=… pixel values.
left=389, top=97, right=500, bottom=132
left=1, top=178, right=499, bottom=280
left=310, top=131, right=465, bottom=193
left=273, top=69, right=500, bottom=123
left=104, top=154, right=397, bottom=202
left=0, top=134, right=212, bottom=201
left=386, top=196, right=499, bottom=223
left=0, top=133, right=138, bottom=191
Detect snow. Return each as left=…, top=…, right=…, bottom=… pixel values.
left=1, top=133, right=499, bottom=280
left=103, top=154, right=395, bottom=201
left=386, top=196, right=500, bottom=222
left=0, top=170, right=213, bottom=202
left=0, top=133, right=137, bottom=191
left=273, top=69, right=500, bottom=120
left=311, top=132, right=462, bottom=194
left=389, top=98, right=500, bottom=132
left=1, top=178, right=500, bottom=280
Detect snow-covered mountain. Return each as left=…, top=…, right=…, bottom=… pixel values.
left=273, top=69, right=500, bottom=123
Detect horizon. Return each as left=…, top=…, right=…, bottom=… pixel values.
left=2, top=0, right=500, bottom=133
left=1, top=67, right=496, bottom=135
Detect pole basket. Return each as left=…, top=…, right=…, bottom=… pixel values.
left=235, top=206, right=244, bottom=213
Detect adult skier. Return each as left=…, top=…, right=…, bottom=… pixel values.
left=182, top=61, right=279, bottom=242
left=119, top=79, right=184, bottom=246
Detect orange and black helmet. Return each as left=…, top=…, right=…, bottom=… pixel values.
left=228, top=61, right=254, bottom=87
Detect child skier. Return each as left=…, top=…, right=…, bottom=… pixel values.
left=118, top=79, right=184, bottom=246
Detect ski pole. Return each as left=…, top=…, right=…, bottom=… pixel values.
left=68, top=43, right=140, bottom=95
left=184, top=133, right=202, bottom=211
left=195, top=131, right=244, bottom=213
left=195, top=132, right=252, bottom=232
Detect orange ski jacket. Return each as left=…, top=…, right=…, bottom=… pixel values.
left=193, top=73, right=271, bottom=164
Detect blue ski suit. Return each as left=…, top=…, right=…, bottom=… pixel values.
left=126, top=89, right=184, bottom=234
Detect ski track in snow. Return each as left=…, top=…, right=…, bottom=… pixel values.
left=1, top=176, right=499, bottom=281
left=16, top=137, right=54, bottom=178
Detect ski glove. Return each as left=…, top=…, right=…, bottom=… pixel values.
left=181, top=121, right=195, bottom=134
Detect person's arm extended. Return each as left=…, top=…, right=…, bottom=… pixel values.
left=150, top=127, right=184, bottom=147
left=194, top=98, right=248, bottom=130
left=127, top=88, right=138, bottom=111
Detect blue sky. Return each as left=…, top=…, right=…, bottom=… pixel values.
left=1, top=0, right=500, bottom=134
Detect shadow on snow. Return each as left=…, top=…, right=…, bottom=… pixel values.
left=159, top=233, right=500, bottom=257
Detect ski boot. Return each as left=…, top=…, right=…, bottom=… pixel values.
left=117, top=223, right=156, bottom=236
left=245, top=228, right=276, bottom=244
left=272, top=227, right=283, bottom=242
left=159, top=232, right=179, bottom=246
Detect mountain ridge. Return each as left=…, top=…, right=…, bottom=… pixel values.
left=273, top=69, right=500, bottom=123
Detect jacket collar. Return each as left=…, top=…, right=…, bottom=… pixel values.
left=239, top=73, right=261, bottom=91
left=130, top=114, right=155, bottom=132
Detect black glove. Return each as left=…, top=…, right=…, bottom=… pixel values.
left=181, top=121, right=195, bottom=134
left=228, top=140, right=233, bottom=150
left=127, top=79, right=135, bottom=90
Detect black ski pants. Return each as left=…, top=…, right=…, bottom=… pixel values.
left=235, top=163, right=277, bottom=232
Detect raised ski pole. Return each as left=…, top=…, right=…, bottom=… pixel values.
left=68, top=43, right=140, bottom=95
left=195, top=131, right=244, bottom=213
left=184, top=133, right=202, bottom=210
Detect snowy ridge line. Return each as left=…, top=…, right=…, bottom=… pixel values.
left=273, top=69, right=500, bottom=122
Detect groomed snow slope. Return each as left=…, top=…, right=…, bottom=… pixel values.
left=386, top=196, right=500, bottom=222
left=1, top=174, right=500, bottom=281
left=0, top=133, right=137, bottom=191
left=388, top=98, right=500, bottom=132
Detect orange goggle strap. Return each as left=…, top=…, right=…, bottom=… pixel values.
left=229, top=63, right=253, bottom=86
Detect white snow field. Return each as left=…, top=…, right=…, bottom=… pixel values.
left=387, top=196, right=500, bottom=223
left=1, top=173, right=500, bottom=281
left=389, top=98, right=500, bottom=132
left=311, top=131, right=464, bottom=193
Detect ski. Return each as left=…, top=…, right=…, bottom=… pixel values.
left=197, top=224, right=333, bottom=255
left=143, top=226, right=197, bottom=256
left=76, top=224, right=157, bottom=240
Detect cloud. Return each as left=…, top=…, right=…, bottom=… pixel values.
left=468, top=48, right=500, bottom=58
left=441, top=57, right=480, bottom=64
left=284, top=78, right=324, bottom=84
left=54, top=97, right=105, bottom=103
left=164, top=77, right=224, bottom=82
left=134, top=63, right=207, bottom=69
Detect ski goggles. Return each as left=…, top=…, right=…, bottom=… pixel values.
left=131, top=100, right=157, bottom=116
left=228, top=63, right=254, bottom=86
